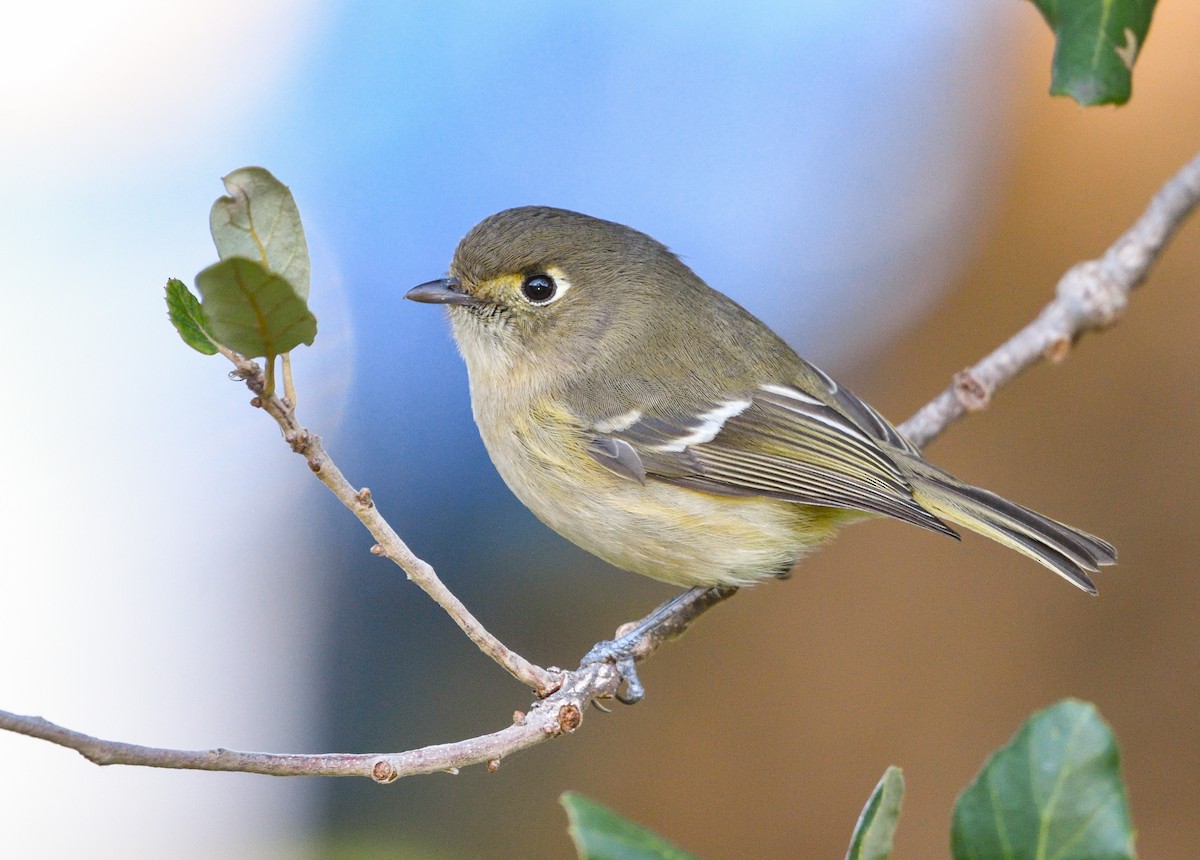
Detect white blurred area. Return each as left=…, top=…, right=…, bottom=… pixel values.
left=3, top=2, right=308, bottom=170
left=0, top=3, right=346, bottom=858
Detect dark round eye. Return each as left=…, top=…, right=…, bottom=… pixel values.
left=520, top=273, right=557, bottom=304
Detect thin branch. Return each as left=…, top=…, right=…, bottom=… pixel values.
left=900, top=148, right=1200, bottom=449
left=0, top=590, right=724, bottom=779
left=0, top=666, right=614, bottom=781
left=3, top=148, right=1198, bottom=780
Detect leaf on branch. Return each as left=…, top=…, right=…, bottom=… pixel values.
left=562, top=792, right=697, bottom=860
left=1031, top=0, right=1158, bottom=106
left=845, top=766, right=904, bottom=860
left=165, top=277, right=218, bottom=355
left=951, top=699, right=1136, bottom=860
left=210, top=166, right=312, bottom=300
left=194, top=257, right=317, bottom=360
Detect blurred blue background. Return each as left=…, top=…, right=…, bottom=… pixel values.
left=5, top=2, right=1197, bottom=858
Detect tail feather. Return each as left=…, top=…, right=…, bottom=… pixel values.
left=908, top=467, right=1116, bottom=594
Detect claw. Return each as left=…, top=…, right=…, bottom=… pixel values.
left=581, top=639, right=646, bottom=705
left=615, top=655, right=644, bottom=704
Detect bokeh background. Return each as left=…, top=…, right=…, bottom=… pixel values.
left=1, top=2, right=1197, bottom=858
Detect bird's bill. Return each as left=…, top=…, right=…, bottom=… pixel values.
left=405, top=277, right=476, bottom=306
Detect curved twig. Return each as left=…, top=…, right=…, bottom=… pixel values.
left=221, top=348, right=561, bottom=697
left=900, top=148, right=1200, bottom=448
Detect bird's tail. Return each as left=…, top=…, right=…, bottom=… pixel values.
left=905, top=461, right=1116, bottom=594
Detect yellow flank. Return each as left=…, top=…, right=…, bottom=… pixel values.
left=498, top=395, right=850, bottom=587
left=514, top=397, right=597, bottom=478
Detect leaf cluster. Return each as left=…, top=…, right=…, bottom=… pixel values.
left=165, top=166, right=318, bottom=394
left=564, top=700, right=1135, bottom=860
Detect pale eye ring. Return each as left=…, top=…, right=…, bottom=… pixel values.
left=520, top=273, right=557, bottom=304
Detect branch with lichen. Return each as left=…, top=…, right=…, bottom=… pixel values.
left=0, top=148, right=1197, bottom=781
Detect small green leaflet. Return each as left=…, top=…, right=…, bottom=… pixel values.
left=1031, top=0, right=1158, bottom=106
left=210, top=166, right=312, bottom=300
left=165, top=278, right=218, bottom=355
left=562, top=793, right=697, bottom=860
left=164, top=168, right=317, bottom=395
left=951, top=699, right=1136, bottom=860
left=845, top=767, right=904, bottom=860
left=194, top=257, right=317, bottom=360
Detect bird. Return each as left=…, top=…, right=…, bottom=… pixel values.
left=406, top=206, right=1115, bottom=595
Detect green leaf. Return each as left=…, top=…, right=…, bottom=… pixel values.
left=846, top=766, right=904, bottom=860
left=210, top=166, right=311, bottom=300
left=561, top=793, right=697, bottom=860
left=164, top=277, right=218, bottom=355
left=951, top=699, right=1136, bottom=860
left=1031, top=0, right=1158, bottom=106
left=193, top=257, right=317, bottom=360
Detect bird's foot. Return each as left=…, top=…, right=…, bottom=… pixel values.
left=578, top=586, right=739, bottom=705
left=580, top=632, right=646, bottom=705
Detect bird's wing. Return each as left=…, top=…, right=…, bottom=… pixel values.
left=585, top=378, right=957, bottom=537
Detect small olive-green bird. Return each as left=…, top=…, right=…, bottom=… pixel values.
left=407, top=207, right=1115, bottom=593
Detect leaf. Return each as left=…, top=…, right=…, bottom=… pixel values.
left=164, top=277, right=218, bottom=355
left=951, top=699, right=1136, bottom=860
left=1030, top=0, right=1158, bottom=106
left=561, top=793, right=698, bottom=860
left=846, top=766, right=904, bottom=860
left=193, top=257, right=317, bottom=360
left=210, top=166, right=311, bottom=299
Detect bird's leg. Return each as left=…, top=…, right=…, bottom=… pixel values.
left=579, top=584, right=738, bottom=704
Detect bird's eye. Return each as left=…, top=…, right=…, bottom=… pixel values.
left=520, top=274, right=557, bottom=304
